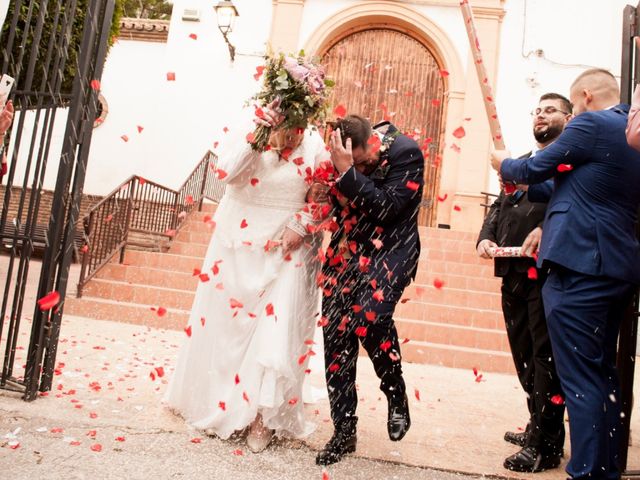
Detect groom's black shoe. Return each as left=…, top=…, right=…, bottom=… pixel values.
left=503, top=446, right=562, bottom=473
left=315, top=419, right=357, bottom=466
left=387, top=393, right=411, bottom=441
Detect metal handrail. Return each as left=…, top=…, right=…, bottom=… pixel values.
left=77, top=151, right=223, bottom=296
left=480, top=190, right=499, bottom=218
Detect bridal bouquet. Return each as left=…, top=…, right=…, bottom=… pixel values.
left=249, top=51, right=334, bottom=152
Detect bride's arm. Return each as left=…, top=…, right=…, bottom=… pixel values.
left=287, top=130, right=332, bottom=237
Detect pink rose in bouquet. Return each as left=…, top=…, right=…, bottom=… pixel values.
left=284, top=56, right=310, bottom=83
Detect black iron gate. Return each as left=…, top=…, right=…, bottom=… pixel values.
left=0, top=0, right=115, bottom=401
left=620, top=3, right=640, bottom=477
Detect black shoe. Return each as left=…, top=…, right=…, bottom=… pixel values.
left=315, top=420, right=357, bottom=466
left=503, top=446, right=562, bottom=473
left=387, top=393, right=411, bottom=441
left=504, top=430, right=528, bottom=447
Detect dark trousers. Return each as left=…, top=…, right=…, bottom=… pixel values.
left=501, top=270, right=565, bottom=453
left=543, top=265, right=635, bottom=480
left=322, top=262, right=407, bottom=427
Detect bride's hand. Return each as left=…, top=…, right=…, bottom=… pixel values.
left=282, top=228, right=304, bottom=257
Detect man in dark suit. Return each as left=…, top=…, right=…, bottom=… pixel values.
left=478, top=93, right=572, bottom=473
left=491, top=69, right=640, bottom=480
left=315, top=115, right=424, bottom=466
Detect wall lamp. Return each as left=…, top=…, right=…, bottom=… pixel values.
left=214, top=1, right=240, bottom=61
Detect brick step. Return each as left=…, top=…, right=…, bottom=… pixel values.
left=96, top=261, right=501, bottom=297
left=419, top=227, right=478, bottom=241
left=395, top=318, right=508, bottom=353
left=173, top=230, right=214, bottom=246
left=396, top=300, right=503, bottom=330
left=65, top=295, right=514, bottom=373
left=64, top=296, right=189, bottom=331
left=122, top=250, right=202, bottom=273
left=163, top=241, right=492, bottom=268
left=401, top=340, right=514, bottom=374
left=86, top=268, right=502, bottom=313
left=413, top=271, right=501, bottom=293
left=95, top=263, right=198, bottom=290
left=416, top=259, right=494, bottom=278
left=82, top=276, right=503, bottom=330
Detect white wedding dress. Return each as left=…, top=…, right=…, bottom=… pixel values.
left=163, top=125, right=328, bottom=440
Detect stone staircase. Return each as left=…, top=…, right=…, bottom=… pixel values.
left=65, top=203, right=513, bottom=374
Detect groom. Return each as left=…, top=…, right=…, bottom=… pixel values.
left=315, top=115, right=424, bottom=465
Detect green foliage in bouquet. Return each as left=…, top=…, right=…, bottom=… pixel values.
left=249, top=51, right=335, bottom=152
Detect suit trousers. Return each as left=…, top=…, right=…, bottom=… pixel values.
left=501, top=270, right=565, bottom=453
left=322, top=261, right=407, bottom=427
left=543, top=265, right=635, bottom=480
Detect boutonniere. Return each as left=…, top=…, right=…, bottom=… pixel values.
left=368, top=130, right=400, bottom=180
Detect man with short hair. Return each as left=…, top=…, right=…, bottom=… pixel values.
left=315, top=115, right=424, bottom=465
left=478, top=93, right=571, bottom=473
left=491, top=68, right=640, bottom=480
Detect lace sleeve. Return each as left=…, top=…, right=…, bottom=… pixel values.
left=286, top=129, right=330, bottom=236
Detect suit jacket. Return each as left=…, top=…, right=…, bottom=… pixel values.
left=326, top=123, right=424, bottom=288
left=477, top=162, right=548, bottom=277
left=501, top=104, right=640, bottom=284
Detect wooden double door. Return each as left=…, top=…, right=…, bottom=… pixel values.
left=322, top=28, right=446, bottom=226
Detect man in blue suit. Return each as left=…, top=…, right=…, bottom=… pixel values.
left=491, top=68, right=640, bottom=479
left=316, top=115, right=424, bottom=465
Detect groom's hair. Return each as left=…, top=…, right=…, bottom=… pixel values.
left=333, top=115, right=371, bottom=150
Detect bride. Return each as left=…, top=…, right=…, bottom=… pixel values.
left=163, top=101, right=330, bottom=452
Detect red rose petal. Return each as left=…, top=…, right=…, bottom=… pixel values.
left=527, top=267, right=538, bottom=280
left=250, top=178, right=259, bottom=186
left=414, top=388, right=421, bottom=401
left=120, top=135, right=129, bottom=142
left=156, top=306, right=167, bottom=317
left=551, top=394, right=564, bottom=405
left=190, top=437, right=202, bottom=444
left=235, top=374, right=240, bottom=385
left=439, top=69, right=450, bottom=77
left=90, top=443, right=102, bottom=452
left=365, top=311, right=377, bottom=322
left=184, top=325, right=192, bottom=337
left=37, top=291, right=61, bottom=311
left=137, top=125, right=144, bottom=133
left=166, top=72, right=176, bottom=81
left=188, top=33, right=197, bottom=40
left=433, top=278, right=445, bottom=289
left=218, top=401, right=226, bottom=411
left=265, top=303, right=274, bottom=316
left=240, top=219, right=248, bottom=229
left=355, top=326, right=368, bottom=337
left=453, top=205, right=462, bottom=212
left=90, top=79, right=101, bottom=91
left=333, top=104, right=347, bottom=118
left=557, top=164, right=573, bottom=172
left=406, top=180, right=419, bottom=191
left=452, top=126, right=466, bottom=139
left=437, top=193, right=448, bottom=202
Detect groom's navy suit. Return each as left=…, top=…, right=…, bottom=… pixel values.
left=322, top=122, right=424, bottom=428
left=501, top=104, right=640, bottom=479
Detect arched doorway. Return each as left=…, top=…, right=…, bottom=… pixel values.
left=322, top=28, right=446, bottom=226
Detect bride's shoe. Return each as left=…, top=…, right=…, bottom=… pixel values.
left=246, top=415, right=273, bottom=453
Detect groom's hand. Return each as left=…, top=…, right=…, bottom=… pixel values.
left=329, top=128, right=354, bottom=174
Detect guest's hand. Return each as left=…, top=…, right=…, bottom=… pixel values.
left=516, top=184, right=529, bottom=192
left=254, top=98, right=284, bottom=129
left=0, top=101, right=14, bottom=137
left=521, top=227, right=542, bottom=257
left=490, top=149, right=510, bottom=172
left=307, top=182, right=329, bottom=203
left=329, top=128, right=353, bottom=174
left=477, top=239, right=498, bottom=259
left=282, top=227, right=304, bottom=257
